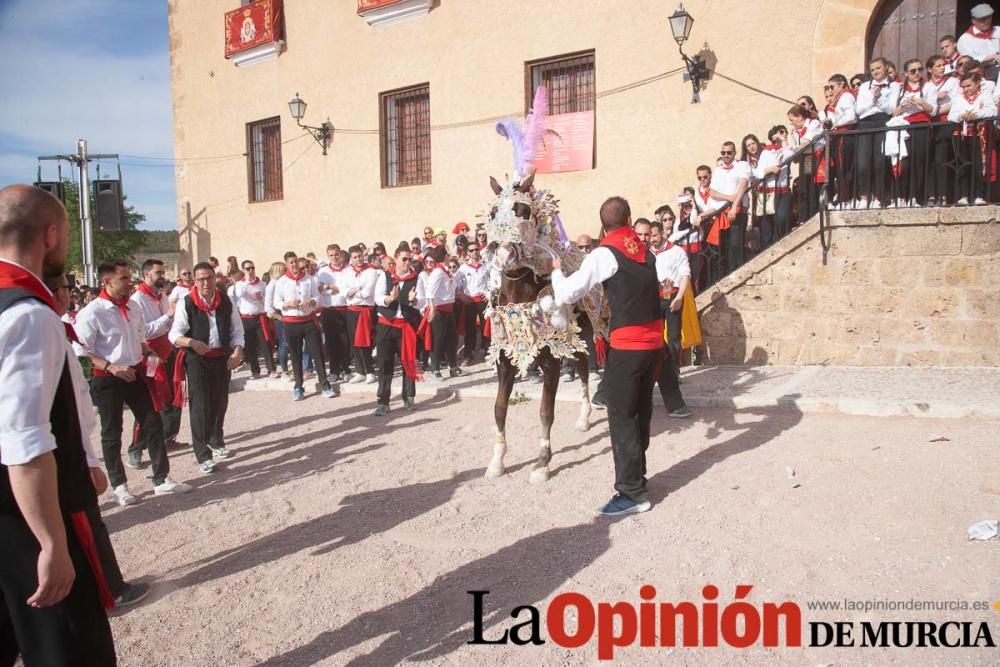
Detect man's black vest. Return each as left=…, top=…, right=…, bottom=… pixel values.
left=184, top=291, right=234, bottom=353
left=601, top=246, right=661, bottom=331
left=0, top=289, right=96, bottom=520
left=376, top=271, right=420, bottom=325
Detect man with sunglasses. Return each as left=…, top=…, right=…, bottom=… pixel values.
left=456, top=244, right=490, bottom=365
left=127, top=258, right=183, bottom=470
left=232, top=260, right=276, bottom=379
left=708, top=142, right=751, bottom=273
left=825, top=74, right=859, bottom=210
left=170, top=268, right=194, bottom=305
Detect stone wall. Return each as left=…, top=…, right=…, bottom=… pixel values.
left=696, top=208, right=1000, bottom=367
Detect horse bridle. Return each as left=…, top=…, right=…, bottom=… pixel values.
left=502, top=267, right=534, bottom=282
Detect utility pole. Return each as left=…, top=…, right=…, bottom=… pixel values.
left=38, top=141, right=118, bottom=286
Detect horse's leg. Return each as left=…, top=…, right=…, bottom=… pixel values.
left=487, top=354, right=516, bottom=479
left=574, top=350, right=591, bottom=432
left=530, top=350, right=560, bottom=484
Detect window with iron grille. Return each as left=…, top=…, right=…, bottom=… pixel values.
left=246, top=117, right=283, bottom=203
left=380, top=84, right=431, bottom=188
left=526, top=50, right=596, bottom=116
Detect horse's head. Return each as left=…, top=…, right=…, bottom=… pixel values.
left=484, top=172, right=536, bottom=273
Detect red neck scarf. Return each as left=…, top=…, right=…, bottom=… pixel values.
left=599, top=226, right=648, bottom=263
left=247, top=276, right=260, bottom=286
left=720, top=163, right=734, bottom=171
left=99, top=289, right=130, bottom=320
left=389, top=264, right=418, bottom=284
left=285, top=270, right=305, bottom=283
left=466, top=262, right=480, bottom=270
left=136, top=281, right=161, bottom=302
left=904, top=82, right=922, bottom=93
left=966, top=25, right=995, bottom=39
left=698, top=187, right=711, bottom=203
left=964, top=89, right=982, bottom=104
left=189, top=286, right=221, bottom=312
left=0, top=260, right=56, bottom=311
left=176, top=279, right=193, bottom=289
left=352, top=264, right=372, bottom=277
left=796, top=126, right=808, bottom=138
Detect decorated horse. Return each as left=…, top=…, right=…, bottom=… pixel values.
left=481, top=87, right=608, bottom=483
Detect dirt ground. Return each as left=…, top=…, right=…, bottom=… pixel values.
left=103, top=385, right=999, bottom=666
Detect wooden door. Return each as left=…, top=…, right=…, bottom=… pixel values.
left=868, top=0, right=966, bottom=70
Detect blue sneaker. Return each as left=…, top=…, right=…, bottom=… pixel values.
left=293, top=388, right=305, bottom=401
left=597, top=494, right=651, bottom=516
left=322, top=386, right=338, bottom=399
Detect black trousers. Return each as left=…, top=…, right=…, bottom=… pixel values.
left=0, top=514, right=116, bottom=667
left=721, top=212, right=746, bottom=275
left=927, top=124, right=953, bottom=203
left=186, top=355, right=231, bottom=464
left=893, top=125, right=929, bottom=204
left=128, top=349, right=181, bottom=455
left=241, top=316, right=274, bottom=376
left=344, top=309, right=374, bottom=375
left=320, top=308, right=351, bottom=375
left=462, top=299, right=490, bottom=359
left=91, top=374, right=169, bottom=487
left=657, top=308, right=685, bottom=412
left=604, top=347, right=661, bottom=503
left=285, top=320, right=329, bottom=391
left=830, top=133, right=855, bottom=205
left=957, top=135, right=986, bottom=202
left=855, top=114, right=890, bottom=201
left=430, top=309, right=458, bottom=371
left=375, top=323, right=416, bottom=404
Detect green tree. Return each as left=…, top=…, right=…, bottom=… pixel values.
left=61, top=179, right=148, bottom=277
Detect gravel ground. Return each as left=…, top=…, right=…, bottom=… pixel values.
left=103, top=386, right=999, bottom=666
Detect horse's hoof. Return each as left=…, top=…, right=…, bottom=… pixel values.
left=529, top=467, right=550, bottom=484
left=575, top=418, right=590, bottom=432
left=485, top=464, right=505, bottom=479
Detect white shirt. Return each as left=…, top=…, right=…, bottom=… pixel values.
left=693, top=186, right=727, bottom=214
left=830, top=91, right=859, bottom=128
left=552, top=248, right=619, bottom=306
left=316, top=265, right=347, bottom=308
left=791, top=118, right=825, bottom=148
left=0, top=297, right=64, bottom=465
left=75, top=297, right=146, bottom=367
left=169, top=283, right=190, bottom=305
left=753, top=145, right=795, bottom=190
left=129, top=286, right=171, bottom=340
left=273, top=274, right=321, bottom=317
left=668, top=210, right=705, bottom=246
left=948, top=89, right=998, bottom=124
left=710, top=161, right=751, bottom=198
left=264, top=279, right=279, bottom=315
left=168, top=292, right=245, bottom=349
left=654, top=245, right=691, bottom=286
left=957, top=26, right=1000, bottom=63
left=425, top=266, right=456, bottom=306
left=340, top=266, right=378, bottom=307
left=929, top=76, right=960, bottom=118
left=457, top=263, right=490, bottom=298
left=65, top=343, right=100, bottom=467
left=232, top=278, right=267, bottom=316
left=856, top=78, right=901, bottom=119
left=415, top=271, right=431, bottom=312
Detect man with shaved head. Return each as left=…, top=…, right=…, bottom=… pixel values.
left=0, top=185, right=117, bottom=664
left=551, top=196, right=664, bottom=516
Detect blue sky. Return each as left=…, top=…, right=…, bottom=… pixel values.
left=0, top=0, right=176, bottom=230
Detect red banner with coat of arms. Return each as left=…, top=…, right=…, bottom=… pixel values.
left=225, top=0, right=283, bottom=58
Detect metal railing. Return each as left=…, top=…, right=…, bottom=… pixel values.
left=678, top=116, right=999, bottom=293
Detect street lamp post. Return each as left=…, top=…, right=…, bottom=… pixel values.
left=287, top=93, right=333, bottom=155
left=669, top=5, right=708, bottom=103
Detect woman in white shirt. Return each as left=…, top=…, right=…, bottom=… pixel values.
left=926, top=55, right=960, bottom=205
left=788, top=104, right=824, bottom=220
left=948, top=72, right=998, bottom=205
left=891, top=58, right=937, bottom=206
left=264, top=261, right=288, bottom=373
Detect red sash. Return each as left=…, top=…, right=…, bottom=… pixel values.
left=69, top=513, right=116, bottom=610
left=378, top=315, right=422, bottom=381
left=610, top=320, right=664, bottom=351
left=240, top=313, right=276, bottom=344
left=433, top=303, right=455, bottom=313
left=705, top=210, right=732, bottom=246
left=594, top=336, right=608, bottom=366
left=417, top=309, right=433, bottom=351
left=349, top=305, right=374, bottom=347
left=147, top=334, right=173, bottom=360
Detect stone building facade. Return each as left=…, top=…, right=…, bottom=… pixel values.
left=168, top=0, right=913, bottom=266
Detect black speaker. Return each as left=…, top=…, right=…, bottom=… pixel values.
left=93, top=180, right=125, bottom=231
left=33, top=181, right=65, bottom=202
